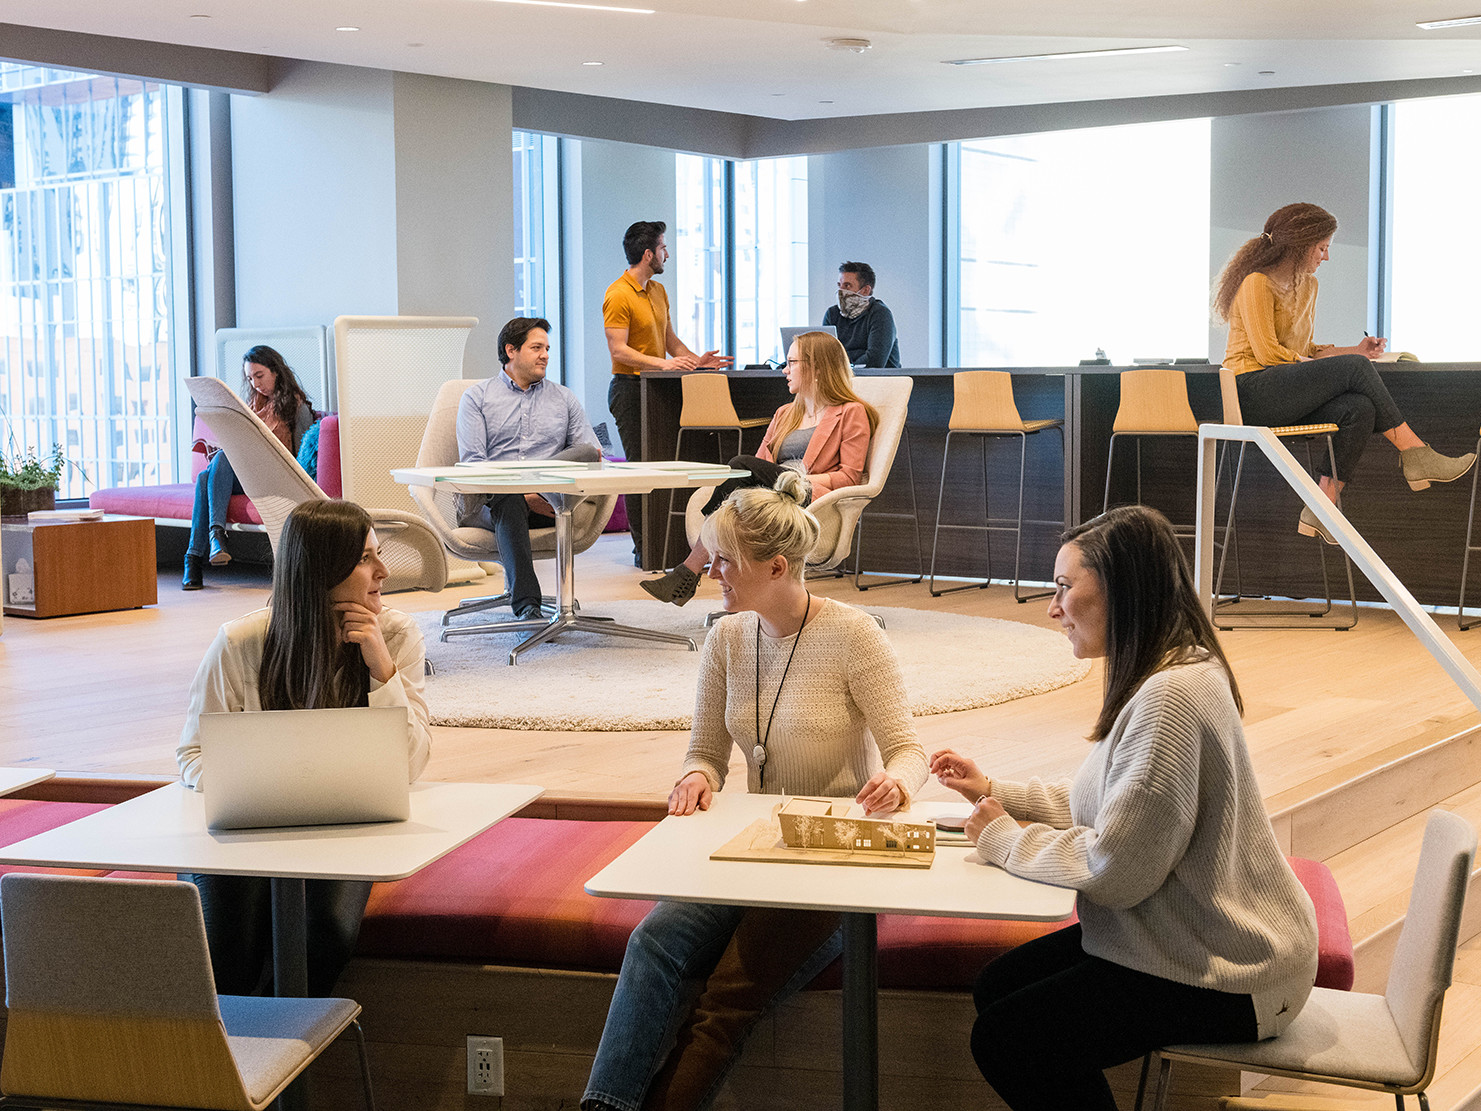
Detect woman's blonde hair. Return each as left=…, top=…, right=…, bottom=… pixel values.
left=1212, top=202, right=1338, bottom=321
left=769, top=331, right=880, bottom=449
left=700, top=469, right=819, bottom=579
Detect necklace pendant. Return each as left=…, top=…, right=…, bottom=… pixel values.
left=752, top=744, right=767, bottom=766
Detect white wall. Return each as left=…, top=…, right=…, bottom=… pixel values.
left=807, top=145, right=936, bottom=368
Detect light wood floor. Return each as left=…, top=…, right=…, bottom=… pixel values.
left=5, top=533, right=1481, bottom=1107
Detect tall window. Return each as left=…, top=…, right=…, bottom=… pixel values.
left=952, top=119, right=1211, bottom=366
left=674, top=153, right=726, bottom=353
left=512, top=130, right=562, bottom=371
left=1389, top=95, right=1481, bottom=359
left=733, top=157, right=808, bottom=366
left=0, top=64, right=185, bottom=497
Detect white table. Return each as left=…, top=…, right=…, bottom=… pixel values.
left=584, top=792, right=1076, bottom=1111
left=0, top=767, right=56, bottom=796
left=393, top=460, right=747, bottom=664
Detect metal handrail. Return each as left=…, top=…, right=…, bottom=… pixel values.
left=1194, top=423, right=1481, bottom=711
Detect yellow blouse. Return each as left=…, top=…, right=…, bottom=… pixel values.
left=1224, top=271, right=1333, bottom=375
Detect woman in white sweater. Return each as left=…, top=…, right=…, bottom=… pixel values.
left=932, top=505, right=1317, bottom=1111
left=583, top=470, right=927, bottom=1111
left=176, top=499, right=431, bottom=995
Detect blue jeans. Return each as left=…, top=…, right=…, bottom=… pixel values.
left=584, top=901, right=842, bottom=1111
left=187, top=453, right=243, bottom=558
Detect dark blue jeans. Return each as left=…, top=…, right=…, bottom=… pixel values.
left=1235, top=354, right=1406, bottom=482
left=971, top=924, right=1258, bottom=1111
left=187, top=452, right=242, bottom=558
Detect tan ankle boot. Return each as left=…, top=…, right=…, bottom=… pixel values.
left=639, top=565, right=700, bottom=606
left=1402, top=444, right=1476, bottom=491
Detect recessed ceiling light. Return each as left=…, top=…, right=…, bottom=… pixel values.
left=1224, top=61, right=1240, bottom=67
left=189, top=13, right=211, bottom=19
left=479, top=0, right=654, bottom=12
left=408, top=41, right=424, bottom=47
left=1417, top=14, right=1481, bottom=28
left=825, top=38, right=872, bottom=53
left=336, top=25, right=360, bottom=31
left=819, top=100, right=834, bottom=104
left=1259, top=69, right=1275, bottom=75
left=945, top=44, right=1187, bottom=66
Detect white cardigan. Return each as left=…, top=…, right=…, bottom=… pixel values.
left=176, top=606, right=432, bottom=790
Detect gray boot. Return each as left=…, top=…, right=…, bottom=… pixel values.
left=1401, top=444, right=1476, bottom=491
left=640, top=565, right=700, bottom=607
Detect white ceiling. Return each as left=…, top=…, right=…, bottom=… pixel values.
left=9, top=0, right=1481, bottom=120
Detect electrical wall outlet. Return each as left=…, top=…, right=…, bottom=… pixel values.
left=466, top=1035, right=504, bottom=1096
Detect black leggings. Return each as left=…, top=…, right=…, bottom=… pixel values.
left=1235, top=354, right=1406, bottom=482
left=971, top=924, right=1258, bottom=1111
left=700, top=455, right=800, bottom=517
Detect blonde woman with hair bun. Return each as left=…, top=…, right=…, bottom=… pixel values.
left=642, top=330, right=878, bottom=607
left=584, top=473, right=926, bottom=1111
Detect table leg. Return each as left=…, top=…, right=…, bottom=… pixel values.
left=841, top=911, right=879, bottom=1111
left=272, top=876, right=309, bottom=1111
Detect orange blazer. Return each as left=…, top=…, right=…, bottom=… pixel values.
left=757, top=401, right=871, bottom=495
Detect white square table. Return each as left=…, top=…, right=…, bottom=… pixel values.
left=393, top=460, right=748, bottom=664
left=584, top=792, right=1076, bottom=1111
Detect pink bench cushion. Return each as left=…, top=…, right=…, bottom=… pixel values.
left=0, top=799, right=114, bottom=879
left=1288, top=855, right=1355, bottom=991
left=317, top=415, right=342, bottom=498
left=357, top=818, right=656, bottom=972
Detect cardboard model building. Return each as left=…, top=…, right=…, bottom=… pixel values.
left=776, top=797, right=936, bottom=853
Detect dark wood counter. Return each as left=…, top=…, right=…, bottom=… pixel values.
left=636, top=364, right=1481, bottom=609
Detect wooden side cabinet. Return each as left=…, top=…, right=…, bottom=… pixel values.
left=1, top=516, right=157, bottom=618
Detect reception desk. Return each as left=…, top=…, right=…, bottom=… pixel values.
left=637, top=364, right=1481, bottom=608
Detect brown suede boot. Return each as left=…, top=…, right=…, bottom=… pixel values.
left=640, top=565, right=700, bottom=607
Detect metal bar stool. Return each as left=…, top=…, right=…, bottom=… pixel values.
left=1214, top=366, right=1358, bottom=630
left=661, top=373, right=770, bottom=568
left=1456, top=425, right=1481, bottom=629
left=833, top=427, right=925, bottom=592
left=928, top=371, right=1065, bottom=602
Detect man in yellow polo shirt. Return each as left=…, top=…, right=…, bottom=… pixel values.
left=603, top=219, right=730, bottom=565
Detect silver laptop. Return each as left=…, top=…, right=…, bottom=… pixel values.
left=779, top=324, right=837, bottom=358
left=200, top=707, right=412, bottom=831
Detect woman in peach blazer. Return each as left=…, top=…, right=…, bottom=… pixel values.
left=642, top=331, right=878, bottom=606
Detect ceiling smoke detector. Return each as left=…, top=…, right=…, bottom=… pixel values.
left=825, top=38, right=872, bottom=54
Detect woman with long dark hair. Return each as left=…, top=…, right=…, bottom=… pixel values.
left=1214, top=201, right=1472, bottom=543
left=931, top=506, right=1318, bottom=1111
left=184, top=345, right=315, bottom=589
left=642, top=331, right=877, bottom=606
left=176, top=499, right=431, bottom=995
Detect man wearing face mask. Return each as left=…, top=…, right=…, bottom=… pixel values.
left=821, top=260, right=901, bottom=368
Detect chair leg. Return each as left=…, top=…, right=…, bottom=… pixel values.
left=1132, top=1052, right=1153, bottom=1111
left=930, top=431, right=996, bottom=596
left=1149, top=1054, right=1173, bottom=1111
left=1012, top=430, right=1052, bottom=603
left=1461, top=436, right=1481, bottom=629
left=852, top=426, right=924, bottom=590
left=928, top=431, right=962, bottom=596
left=1103, top=434, right=1118, bottom=514
left=351, top=1018, right=377, bottom=1111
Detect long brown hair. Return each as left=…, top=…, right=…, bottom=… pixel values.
left=770, top=331, right=880, bottom=449
left=1064, top=506, right=1241, bottom=742
left=258, top=500, right=373, bottom=711
left=1212, top=202, right=1337, bottom=321
left=242, top=344, right=309, bottom=429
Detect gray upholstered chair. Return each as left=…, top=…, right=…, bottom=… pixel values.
left=0, top=873, right=374, bottom=1110
left=1136, top=808, right=1477, bottom=1111
left=408, top=377, right=616, bottom=630
left=183, top=376, right=448, bottom=592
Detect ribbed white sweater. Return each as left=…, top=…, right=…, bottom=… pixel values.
left=976, top=658, right=1319, bottom=1039
left=682, top=598, right=928, bottom=804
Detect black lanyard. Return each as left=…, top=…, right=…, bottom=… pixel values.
left=754, top=594, right=811, bottom=791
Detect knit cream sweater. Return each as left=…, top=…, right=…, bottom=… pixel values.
left=682, top=598, right=928, bottom=803
left=976, top=657, right=1319, bottom=1039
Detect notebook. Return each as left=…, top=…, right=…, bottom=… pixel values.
left=199, top=706, right=412, bottom=831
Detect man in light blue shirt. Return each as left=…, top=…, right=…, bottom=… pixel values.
left=456, top=317, right=601, bottom=619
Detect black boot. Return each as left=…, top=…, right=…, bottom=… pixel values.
left=182, top=554, right=204, bottom=591
left=639, top=565, right=700, bottom=606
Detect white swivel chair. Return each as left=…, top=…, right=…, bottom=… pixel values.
left=684, top=376, right=914, bottom=576
left=0, top=873, right=375, bottom=1110
left=1135, top=808, right=1477, bottom=1111
left=407, top=378, right=616, bottom=634
left=183, top=376, right=447, bottom=592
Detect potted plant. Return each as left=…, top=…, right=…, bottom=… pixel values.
left=0, top=444, right=65, bottom=518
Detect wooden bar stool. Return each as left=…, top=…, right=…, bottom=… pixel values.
left=661, top=373, right=770, bottom=568
left=928, top=370, right=1064, bottom=601
left=1213, top=366, right=1358, bottom=630
left=1456, top=424, right=1481, bottom=629
left=1102, top=368, right=1202, bottom=524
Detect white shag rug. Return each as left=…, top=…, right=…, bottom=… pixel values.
left=414, top=602, right=1090, bottom=732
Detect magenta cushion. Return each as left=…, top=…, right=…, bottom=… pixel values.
left=1288, top=856, right=1355, bottom=991
left=317, top=415, right=342, bottom=497
left=357, top=818, right=655, bottom=971
left=89, top=483, right=261, bottom=526
left=0, top=799, right=113, bottom=879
